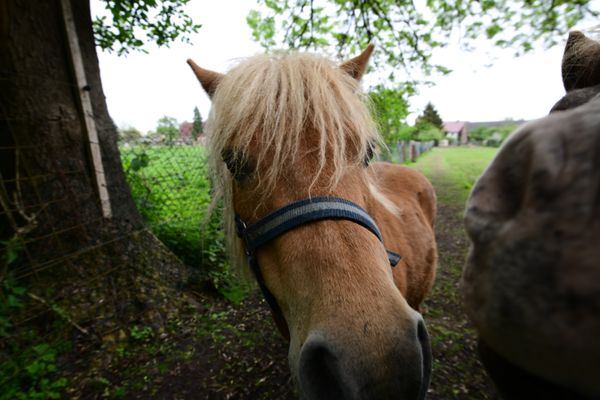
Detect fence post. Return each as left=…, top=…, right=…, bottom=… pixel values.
left=61, top=0, right=112, bottom=218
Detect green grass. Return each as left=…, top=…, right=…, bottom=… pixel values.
left=413, top=147, right=498, bottom=207
left=121, top=146, right=211, bottom=221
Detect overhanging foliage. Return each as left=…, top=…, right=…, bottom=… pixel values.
left=248, top=0, right=598, bottom=82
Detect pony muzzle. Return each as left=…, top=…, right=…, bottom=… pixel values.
left=297, top=313, right=432, bottom=400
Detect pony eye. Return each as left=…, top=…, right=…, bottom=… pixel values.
left=363, top=140, right=376, bottom=167
left=221, top=148, right=253, bottom=182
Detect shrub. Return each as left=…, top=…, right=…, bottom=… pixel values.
left=413, top=122, right=444, bottom=142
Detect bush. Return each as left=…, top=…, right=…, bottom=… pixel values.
left=413, top=122, right=444, bottom=142
left=469, top=125, right=517, bottom=146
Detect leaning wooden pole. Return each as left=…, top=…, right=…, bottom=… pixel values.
left=60, top=0, right=112, bottom=218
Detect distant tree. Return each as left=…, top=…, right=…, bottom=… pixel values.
left=416, top=103, right=444, bottom=131
left=369, top=85, right=412, bottom=146
left=192, top=107, right=203, bottom=140
left=413, top=122, right=445, bottom=142
left=496, top=125, right=518, bottom=141
left=469, top=127, right=493, bottom=141
left=156, top=116, right=179, bottom=144
left=119, top=126, right=142, bottom=143
left=396, top=125, right=417, bottom=141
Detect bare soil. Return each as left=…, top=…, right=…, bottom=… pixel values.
left=420, top=152, right=498, bottom=399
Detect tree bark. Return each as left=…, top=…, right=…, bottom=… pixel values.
left=0, top=0, right=142, bottom=244
left=0, top=0, right=187, bottom=346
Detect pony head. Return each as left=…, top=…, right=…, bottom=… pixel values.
left=188, top=45, right=433, bottom=399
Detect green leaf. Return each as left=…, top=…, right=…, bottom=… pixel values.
left=485, top=24, right=502, bottom=39
left=94, top=0, right=202, bottom=55
left=6, top=294, right=22, bottom=308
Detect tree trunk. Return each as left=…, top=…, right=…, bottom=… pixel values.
left=1, top=0, right=142, bottom=240
left=0, top=0, right=188, bottom=389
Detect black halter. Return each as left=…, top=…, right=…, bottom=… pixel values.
left=234, top=196, right=401, bottom=339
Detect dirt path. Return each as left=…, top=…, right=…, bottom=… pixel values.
left=417, top=151, right=496, bottom=399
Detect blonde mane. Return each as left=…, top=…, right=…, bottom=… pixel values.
left=205, top=51, right=380, bottom=276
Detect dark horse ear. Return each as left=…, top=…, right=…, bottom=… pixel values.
left=561, top=31, right=600, bottom=92
left=187, top=59, right=224, bottom=98
left=340, top=43, right=375, bottom=81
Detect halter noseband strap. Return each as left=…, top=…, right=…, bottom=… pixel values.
left=235, top=196, right=401, bottom=266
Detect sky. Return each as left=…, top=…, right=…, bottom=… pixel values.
left=91, top=0, right=587, bottom=133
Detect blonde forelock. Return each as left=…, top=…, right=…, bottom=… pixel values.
left=205, top=51, right=380, bottom=276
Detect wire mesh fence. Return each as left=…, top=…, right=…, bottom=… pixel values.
left=384, top=140, right=436, bottom=164
left=119, top=143, right=214, bottom=267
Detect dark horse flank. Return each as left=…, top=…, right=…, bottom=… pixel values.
left=463, top=30, right=600, bottom=399
left=188, top=46, right=437, bottom=399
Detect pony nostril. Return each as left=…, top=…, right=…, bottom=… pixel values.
left=299, top=337, right=349, bottom=400
left=299, top=320, right=432, bottom=400
left=416, top=317, right=432, bottom=400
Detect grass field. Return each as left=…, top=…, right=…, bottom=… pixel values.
left=415, top=146, right=498, bottom=206
left=120, top=145, right=211, bottom=222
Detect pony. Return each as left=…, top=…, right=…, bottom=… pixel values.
left=187, top=45, right=437, bottom=399
left=463, top=30, right=600, bottom=399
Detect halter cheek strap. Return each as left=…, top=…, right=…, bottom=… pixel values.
left=234, top=196, right=402, bottom=340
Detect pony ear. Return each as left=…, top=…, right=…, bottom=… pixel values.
left=340, top=43, right=375, bottom=81
left=561, top=31, right=600, bottom=92
left=187, top=59, right=224, bottom=98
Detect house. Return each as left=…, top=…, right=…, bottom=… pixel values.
left=179, top=121, right=208, bottom=145
left=443, top=119, right=528, bottom=145
left=179, top=121, right=193, bottom=141
left=443, top=121, right=468, bottom=144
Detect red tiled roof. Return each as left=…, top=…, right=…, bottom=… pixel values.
left=443, top=121, right=466, bottom=133
left=179, top=121, right=193, bottom=138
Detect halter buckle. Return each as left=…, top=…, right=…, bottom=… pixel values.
left=234, top=214, right=247, bottom=237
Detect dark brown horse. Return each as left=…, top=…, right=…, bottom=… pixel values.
left=188, top=45, right=437, bottom=399
left=463, top=30, right=600, bottom=399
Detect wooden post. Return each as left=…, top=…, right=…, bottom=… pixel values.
left=60, top=0, right=112, bottom=218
